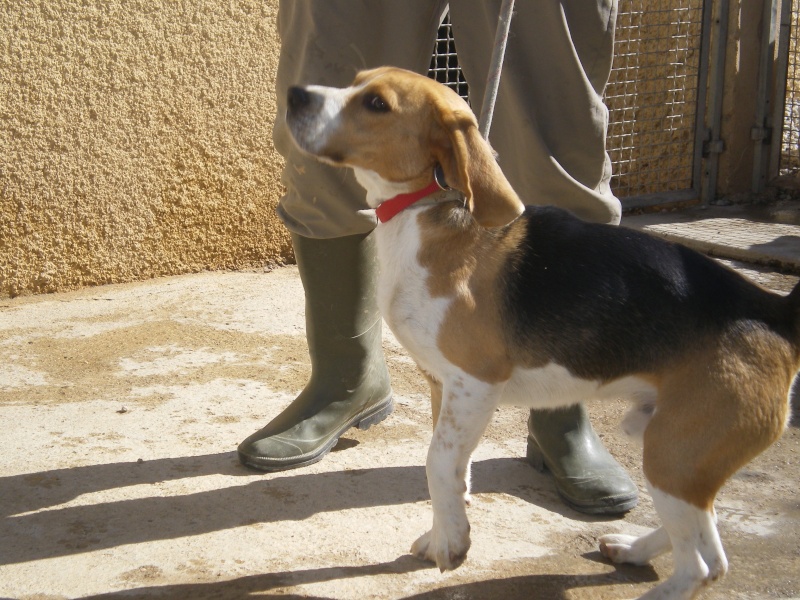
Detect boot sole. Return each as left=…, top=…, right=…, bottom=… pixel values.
left=238, top=394, right=394, bottom=472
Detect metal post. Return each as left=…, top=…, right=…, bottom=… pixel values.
left=752, top=0, right=780, bottom=193
left=478, top=0, right=515, bottom=140
left=769, top=0, right=794, bottom=178
left=701, top=0, right=730, bottom=203
left=693, top=0, right=716, bottom=199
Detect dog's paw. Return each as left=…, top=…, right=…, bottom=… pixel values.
left=706, top=557, right=728, bottom=583
left=599, top=534, right=642, bottom=565
left=411, top=525, right=470, bottom=571
left=600, top=527, right=671, bottom=568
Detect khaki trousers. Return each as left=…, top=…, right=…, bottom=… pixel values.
left=273, top=0, right=621, bottom=238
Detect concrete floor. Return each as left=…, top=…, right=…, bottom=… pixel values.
left=1, top=204, right=800, bottom=599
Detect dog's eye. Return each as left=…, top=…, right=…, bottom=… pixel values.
left=364, top=93, right=390, bottom=113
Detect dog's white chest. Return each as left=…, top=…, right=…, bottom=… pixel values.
left=374, top=214, right=450, bottom=374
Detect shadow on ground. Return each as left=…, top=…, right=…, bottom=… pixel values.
left=73, top=554, right=658, bottom=600
left=1, top=454, right=617, bottom=566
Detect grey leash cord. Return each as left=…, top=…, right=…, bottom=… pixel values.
left=477, top=0, right=516, bottom=140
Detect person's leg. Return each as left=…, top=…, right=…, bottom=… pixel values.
left=238, top=231, right=394, bottom=470
left=272, top=0, right=447, bottom=239
left=238, top=0, right=447, bottom=470
left=449, top=0, right=621, bottom=225
left=450, top=0, right=637, bottom=514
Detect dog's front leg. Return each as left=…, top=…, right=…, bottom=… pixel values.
left=411, top=372, right=503, bottom=571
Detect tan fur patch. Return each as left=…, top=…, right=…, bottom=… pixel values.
left=420, top=368, right=443, bottom=431
left=643, top=326, right=795, bottom=509
left=417, top=206, right=529, bottom=383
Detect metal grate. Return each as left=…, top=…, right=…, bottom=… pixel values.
left=428, top=13, right=469, bottom=101
left=780, top=0, right=800, bottom=175
left=428, top=3, right=705, bottom=201
left=605, top=0, right=704, bottom=199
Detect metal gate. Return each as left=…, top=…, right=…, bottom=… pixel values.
left=606, top=0, right=706, bottom=207
left=777, top=0, right=800, bottom=178
left=429, top=2, right=712, bottom=209
left=429, top=13, right=469, bottom=101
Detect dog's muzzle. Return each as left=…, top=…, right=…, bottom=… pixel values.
left=287, top=86, right=314, bottom=114
left=285, top=85, right=341, bottom=158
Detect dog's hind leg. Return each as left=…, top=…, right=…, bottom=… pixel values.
left=627, top=342, right=791, bottom=598
left=601, top=487, right=725, bottom=600
left=630, top=404, right=731, bottom=598
left=411, top=371, right=503, bottom=571
left=639, top=484, right=727, bottom=600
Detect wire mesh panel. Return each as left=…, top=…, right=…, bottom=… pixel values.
left=429, top=3, right=706, bottom=201
left=428, top=13, right=469, bottom=101
left=606, top=0, right=704, bottom=199
left=780, top=0, right=800, bottom=175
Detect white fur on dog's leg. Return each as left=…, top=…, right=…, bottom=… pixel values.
left=411, top=529, right=434, bottom=564
left=701, top=506, right=728, bottom=583
left=411, top=519, right=470, bottom=572
left=464, top=460, right=472, bottom=506
left=411, top=529, right=431, bottom=555
left=636, top=483, right=728, bottom=600
left=413, top=373, right=503, bottom=571
left=600, top=527, right=671, bottom=566
left=411, top=508, right=472, bottom=570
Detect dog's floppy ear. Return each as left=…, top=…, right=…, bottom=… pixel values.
left=430, top=102, right=525, bottom=228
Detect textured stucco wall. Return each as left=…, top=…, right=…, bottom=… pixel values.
left=0, top=0, right=290, bottom=297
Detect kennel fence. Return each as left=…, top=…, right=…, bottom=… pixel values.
left=428, top=2, right=707, bottom=207
left=779, top=0, right=800, bottom=177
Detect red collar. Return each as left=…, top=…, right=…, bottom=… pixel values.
left=375, top=180, right=442, bottom=223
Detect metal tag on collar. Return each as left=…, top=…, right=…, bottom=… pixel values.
left=433, top=164, right=450, bottom=190
left=433, top=164, right=466, bottom=209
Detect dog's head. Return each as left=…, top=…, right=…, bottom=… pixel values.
left=285, top=67, right=524, bottom=228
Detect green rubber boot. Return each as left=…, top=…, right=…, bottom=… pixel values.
left=238, top=231, right=394, bottom=471
left=527, top=405, right=638, bottom=516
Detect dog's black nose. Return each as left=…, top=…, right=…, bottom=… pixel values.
left=287, top=86, right=311, bottom=111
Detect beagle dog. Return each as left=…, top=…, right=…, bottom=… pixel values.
left=284, top=66, right=799, bottom=600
